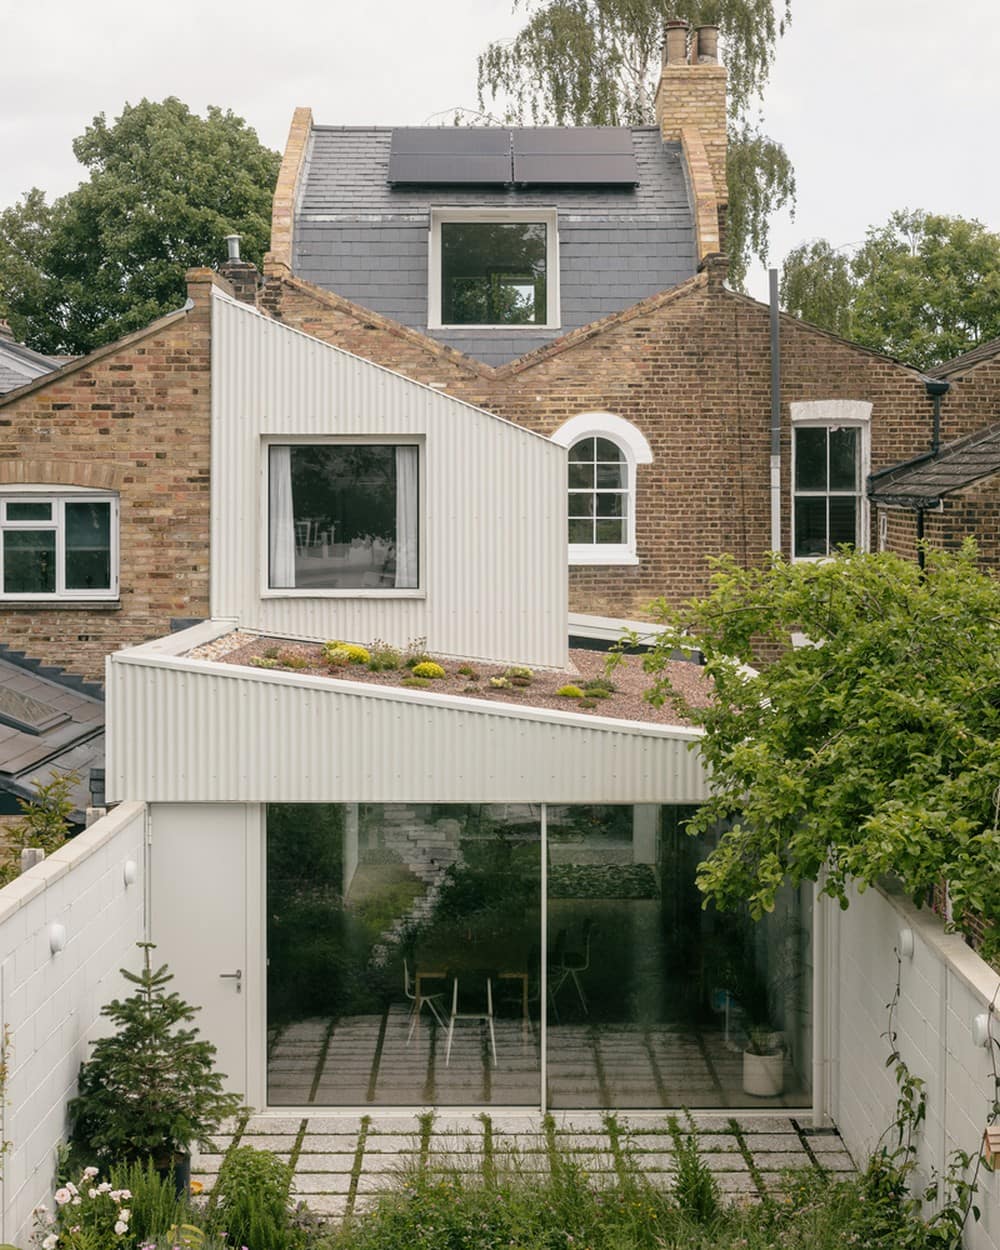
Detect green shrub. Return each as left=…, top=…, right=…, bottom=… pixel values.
left=277, top=651, right=309, bottom=670
left=109, top=1157, right=190, bottom=1245
left=324, top=640, right=371, bottom=666
left=249, top=656, right=280, bottom=669
left=403, top=637, right=432, bottom=669
left=584, top=676, right=616, bottom=695
left=456, top=664, right=478, bottom=678
left=209, top=1145, right=294, bottom=1250
left=578, top=697, right=597, bottom=708
left=670, top=1124, right=720, bottom=1225
left=489, top=676, right=510, bottom=689
left=402, top=676, right=430, bottom=689
left=556, top=684, right=585, bottom=698
left=367, top=639, right=401, bottom=671
left=505, top=665, right=533, bottom=686
left=411, top=661, right=446, bottom=679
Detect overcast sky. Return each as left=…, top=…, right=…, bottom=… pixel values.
left=3, top=0, right=999, bottom=303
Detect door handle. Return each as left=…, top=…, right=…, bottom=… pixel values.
left=220, top=969, right=243, bottom=993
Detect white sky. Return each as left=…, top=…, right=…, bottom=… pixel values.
left=3, top=0, right=999, bottom=303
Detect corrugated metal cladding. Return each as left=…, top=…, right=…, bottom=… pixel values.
left=106, top=657, right=709, bottom=806
left=210, top=293, right=567, bottom=668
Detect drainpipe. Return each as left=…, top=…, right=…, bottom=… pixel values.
left=769, top=269, right=782, bottom=553
left=923, top=377, right=950, bottom=454
left=916, top=506, right=925, bottom=571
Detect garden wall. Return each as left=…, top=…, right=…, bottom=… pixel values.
left=0, top=801, right=147, bottom=1246
left=832, top=879, right=1000, bottom=1250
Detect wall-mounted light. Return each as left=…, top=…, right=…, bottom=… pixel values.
left=983, top=1125, right=1000, bottom=1169
left=898, top=928, right=915, bottom=959
left=123, top=860, right=138, bottom=888
left=973, top=1013, right=992, bottom=1049
left=49, top=922, right=66, bottom=955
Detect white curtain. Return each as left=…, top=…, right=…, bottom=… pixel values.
left=395, top=446, right=418, bottom=588
left=268, top=445, right=296, bottom=588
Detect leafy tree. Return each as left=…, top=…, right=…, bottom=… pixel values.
left=781, top=209, right=1000, bottom=369
left=475, top=0, right=796, bottom=287
left=628, top=545, right=1000, bottom=963
left=0, top=98, right=280, bottom=355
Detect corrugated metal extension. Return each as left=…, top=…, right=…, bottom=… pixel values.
left=210, top=291, right=568, bottom=669
left=107, top=650, right=708, bottom=806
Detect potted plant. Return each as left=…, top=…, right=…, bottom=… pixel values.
left=68, top=942, right=242, bottom=1191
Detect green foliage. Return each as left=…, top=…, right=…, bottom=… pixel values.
left=505, top=665, right=534, bottom=685
left=68, top=943, right=242, bottom=1164
left=781, top=209, right=1000, bottom=368
left=108, top=1157, right=191, bottom=1246
left=324, top=641, right=372, bottom=666
left=401, top=676, right=431, bottom=689
left=669, top=1117, right=721, bottom=1223
left=207, top=1146, right=294, bottom=1250
left=411, top=661, right=446, bottom=679
left=488, top=675, right=511, bottom=689
left=635, top=545, right=1000, bottom=964
left=12, top=769, right=79, bottom=854
left=475, top=0, right=795, bottom=286
left=367, top=639, right=402, bottom=671
left=0, top=98, right=280, bottom=355
left=556, top=683, right=586, bottom=698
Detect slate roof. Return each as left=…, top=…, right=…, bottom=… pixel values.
left=0, top=656, right=105, bottom=823
left=0, top=335, right=61, bottom=395
left=927, top=335, right=1000, bottom=379
left=869, top=423, right=1000, bottom=508
left=294, top=125, right=697, bottom=367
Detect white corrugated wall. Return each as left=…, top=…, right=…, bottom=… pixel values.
left=107, top=650, right=708, bottom=806
left=210, top=292, right=567, bottom=668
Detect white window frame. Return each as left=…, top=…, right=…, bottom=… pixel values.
left=552, top=413, right=652, bottom=566
left=428, top=207, right=560, bottom=331
left=790, top=400, right=872, bottom=561
left=0, top=487, right=119, bottom=601
left=260, top=436, right=425, bottom=600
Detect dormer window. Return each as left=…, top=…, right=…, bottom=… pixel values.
left=428, top=208, right=559, bottom=330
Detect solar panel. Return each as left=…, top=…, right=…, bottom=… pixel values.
left=388, top=128, right=512, bottom=184
left=512, top=127, right=638, bottom=184
left=0, top=687, right=70, bottom=735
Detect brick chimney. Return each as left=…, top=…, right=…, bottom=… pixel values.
left=218, top=234, right=261, bottom=306
left=655, top=20, right=727, bottom=209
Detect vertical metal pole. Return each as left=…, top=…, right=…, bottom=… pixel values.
left=769, top=268, right=782, bottom=554
left=540, top=802, right=548, bottom=1115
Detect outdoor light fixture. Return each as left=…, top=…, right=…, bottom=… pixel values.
left=983, top=1126, right=1000, bottom=1170
left=123, top=859, right=138, bottom=887
left=898, top=928, right=915, bottom=959
left=48, top=922, right=66, bottom=955
left=973, top=1013, right=992, bottom=1049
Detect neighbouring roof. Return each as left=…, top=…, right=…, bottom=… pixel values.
left=927, top=335, right=1000, bottom=379
left=0, top=334, right=62, bottom=395
left=0, top=657, right=105, bottom=823
left=869, top=423, right=1000, bottom=508
left=294, top=125, right=697, bottom=367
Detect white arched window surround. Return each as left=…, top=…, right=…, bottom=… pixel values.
left=790, top=400, right=872, bottom=561
left=551, top=413, right=652, bottom=566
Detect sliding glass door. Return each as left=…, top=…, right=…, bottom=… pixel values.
left=266, top=803, right=811, bottom=1109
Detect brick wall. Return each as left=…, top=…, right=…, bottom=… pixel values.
left=0, top=273, right=216, bottom=683
left=262, top=267, right=992, bottom=621
left=878, top=474, right=1000, bottom=571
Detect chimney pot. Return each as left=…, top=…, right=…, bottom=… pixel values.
left=224, top=234, right=242, bottom=262
left=695, top=25, right=719, bottom=64
left=663, top=20, right=689, bottom=66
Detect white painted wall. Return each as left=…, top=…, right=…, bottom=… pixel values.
left=0, top=802, right=147, bottom=1247
left=832, top=881, right=1000, bottom=1250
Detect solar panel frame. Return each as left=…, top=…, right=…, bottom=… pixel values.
left=388, top=128, right=512, bottom=184
left=511, top=127, right=639, bottom=185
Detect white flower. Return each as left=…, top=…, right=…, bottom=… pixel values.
left=71, top=1196, right=81, bottom=1206
left=65, top=1182, right=78, bottom=1196
left=53, top=1188, right=71, bottom=1206
left=88, top=1189, right=98, bottom=1200
left=82, top=1166, right=99, bottom=1180
left=97, top=1182, right=112, bottom=1194
left=109, top=1190, right=121, bottom=1203
left=119, top=1190, right=131, bottom=1201
left=114, top=1220, right=127, bottom=1236
left=119, top=1208, right=131, bottom=1223
left=42, top=1234, right=58, bottom=1250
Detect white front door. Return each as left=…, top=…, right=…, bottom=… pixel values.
left=148, top=804, right=252, bottom=1098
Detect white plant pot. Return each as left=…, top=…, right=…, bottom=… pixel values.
left=742, top=1049, right=784, bottom=1097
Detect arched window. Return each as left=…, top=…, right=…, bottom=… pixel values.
left=551, top=413, right=652, bottom=565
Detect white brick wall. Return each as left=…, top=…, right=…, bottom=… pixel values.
left=833, top=880, right=1000, bottom=1250
left=0, top=802, right=147, bottom=1246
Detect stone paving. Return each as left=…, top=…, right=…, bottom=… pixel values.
left=192, top=1112, right=854, bottom=1222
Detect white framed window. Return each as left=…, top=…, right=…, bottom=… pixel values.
left=551, top=413, right=652, bottom=566
left=428, top=207, right=559, bottom=330
left=0, top=489, right=119, bottom=600
left=790, top=400, right=872, bottom=560
left=265, top=441, right=421, bottom=595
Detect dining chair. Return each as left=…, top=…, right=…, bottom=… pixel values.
left=550, top=919, right=595, bottom=1015
left=445, top=975, right=497, bottom=1067
left=404, top=958, right=446, bottom=1041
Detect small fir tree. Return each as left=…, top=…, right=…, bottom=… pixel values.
left=69, top=943, right=242, bottom=1164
